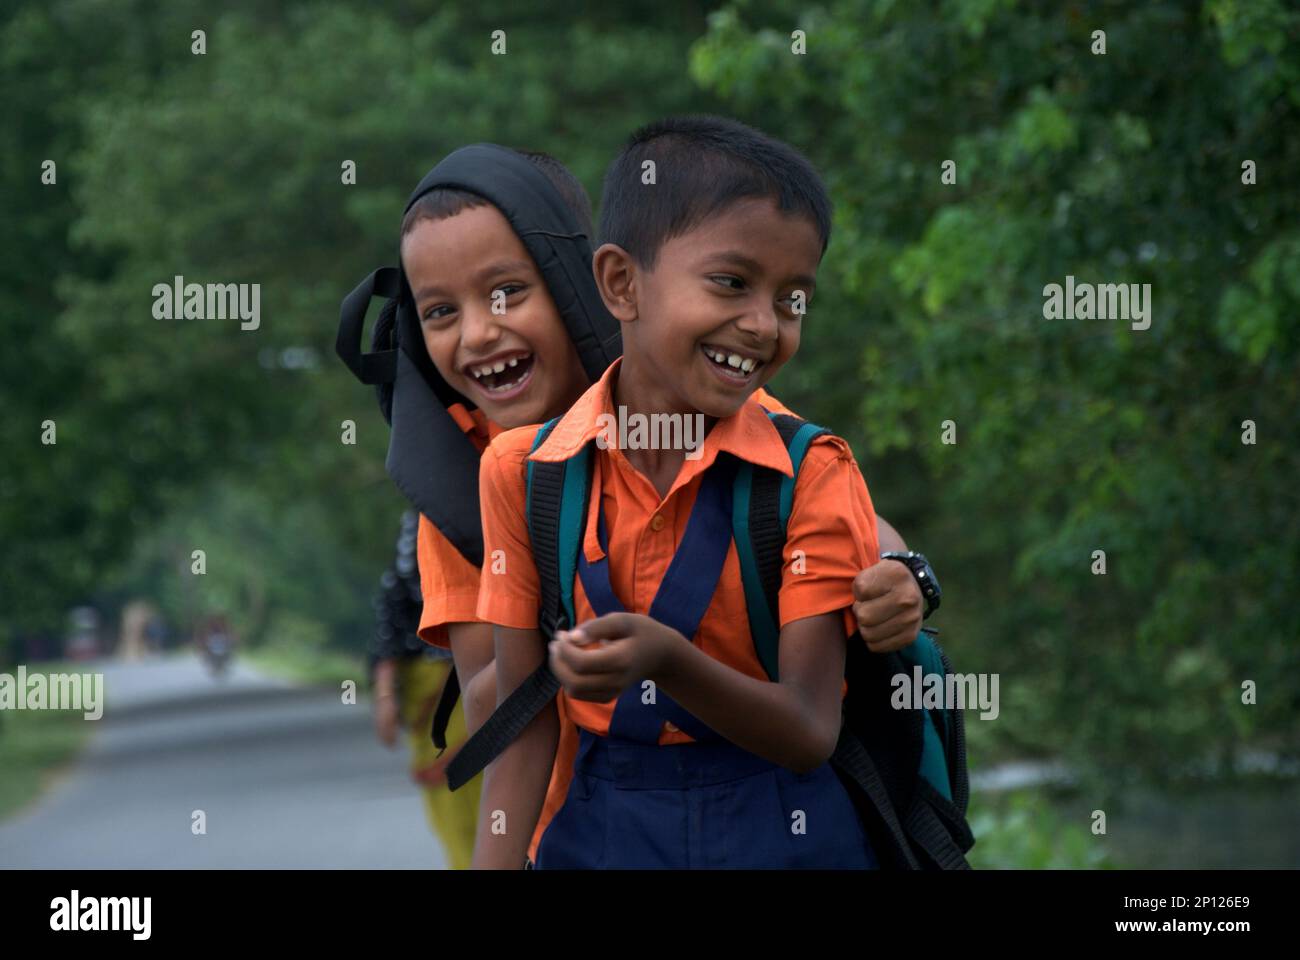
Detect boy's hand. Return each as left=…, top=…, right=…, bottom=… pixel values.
left=852, top=562, right=924, bottom=653
left=549, top=613, right=685, bottom=702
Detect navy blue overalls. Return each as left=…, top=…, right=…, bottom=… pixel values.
left=534, top=457, right=877, bottom=869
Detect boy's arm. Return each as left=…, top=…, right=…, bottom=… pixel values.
left=560, top=608, right=845, bottom=772
left=877, top=516, right=908, bottom=553
left=852, top=515, right=926, bottom=653
left=471, top=625, right=557, bottom=869
left=447, top=622, right=496, bottom=734
left=471, top=430, right=554, bottom=868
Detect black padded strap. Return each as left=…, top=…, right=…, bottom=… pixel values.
left=529, top=464, right=567, bottom=638
left=385, top=352, right=486, bottom=568
left=336, top=267, right=400, bottom=385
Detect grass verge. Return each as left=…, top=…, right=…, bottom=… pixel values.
left=244, top=640, right=366, bottom=690
left=0, top=662, right=96, bottom=822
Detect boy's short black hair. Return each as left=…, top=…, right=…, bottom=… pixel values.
left=597, top=114, right=832, bottom=268
left=401, top=149, right=594, bottom=239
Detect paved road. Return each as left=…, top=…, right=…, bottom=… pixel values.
left=0, top=654, right=446, bottom=868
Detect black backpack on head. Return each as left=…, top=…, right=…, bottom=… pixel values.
left=335, top=144, right=622, bottom=747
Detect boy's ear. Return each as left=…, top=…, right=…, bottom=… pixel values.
left=591, top=243, right=639, bottom=323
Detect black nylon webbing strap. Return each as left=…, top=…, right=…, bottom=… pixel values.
left=748, top=461, right=784, bottom=629
left=830, top=726, right=922, bottom=871
left=445, top=662, right=561, bottom=791
left=443, top=420, right=569, bottom=791
left=937, top=642, right=972, bottom=815
left=905, top=782, right=973, bottom=869
left=915, top=778, right=976, bottom=854
left=528, top=460, right=568, bottom=638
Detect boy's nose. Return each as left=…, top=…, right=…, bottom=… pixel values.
left=734, top=303, right=780, bottom=343
left=460, top=304, right=504, bottom=351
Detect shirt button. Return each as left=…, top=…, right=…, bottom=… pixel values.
left=650, top=515, right=665, bottom=531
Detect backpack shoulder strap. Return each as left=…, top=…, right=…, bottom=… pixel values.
left=443, top=421, right=590, bottom=791
left=732, top=412, right=830, bottom=680
left=526, top=418, right=591, bottom=638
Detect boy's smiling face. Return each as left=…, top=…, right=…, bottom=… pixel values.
left=401, top=203, right=588, bottom=428
left=606, top=197, right=822, bottom=420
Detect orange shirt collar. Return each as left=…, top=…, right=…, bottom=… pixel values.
left=529, top=357, right=794, bottom=477
left=447, top=403, right=502, bottom=452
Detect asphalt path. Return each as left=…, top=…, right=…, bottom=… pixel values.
left=0, top=654, right=445, bottom=868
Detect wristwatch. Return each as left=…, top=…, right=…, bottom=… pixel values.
left=880, top=551, right=941, bottom=619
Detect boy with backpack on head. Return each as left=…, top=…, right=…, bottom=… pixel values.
left=337, top=138, right=948, bottom=869
left=474, top=115, right=920, bottom=869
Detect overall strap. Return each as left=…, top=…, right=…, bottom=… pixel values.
left=576, top=460, right=737, bottom=743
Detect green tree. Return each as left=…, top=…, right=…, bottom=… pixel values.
left=3, top=0, right=718, bottom=652
left=692, top=0, right=1300, bottom=783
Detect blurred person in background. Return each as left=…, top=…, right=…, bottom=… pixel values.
left=195, top=613, right=235, bottom=677
left=370, top=510, right=480, bottom=870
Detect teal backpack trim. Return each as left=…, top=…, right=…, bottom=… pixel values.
left=526, top=418, right=586, bottom=630
left=732, top=463, right=780, bottom=680
left=776, top=420, right=825, bottom=529
left=898, top=639, right=955, bottom=802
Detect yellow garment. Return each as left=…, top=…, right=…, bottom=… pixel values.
left=397, top=656, right=482, bottom=870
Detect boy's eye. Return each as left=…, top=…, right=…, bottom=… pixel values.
left=778, top=292, right=811, bottom=313
left=422, top=304, right=456, bottom=324
left=494, top=282, right=527, bottom=299
left=708, top=275, right=746, bottom=291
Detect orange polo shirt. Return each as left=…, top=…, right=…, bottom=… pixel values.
left=416, top=392, right=794, bottom=647
left=476, top=358, right=879, bottom=857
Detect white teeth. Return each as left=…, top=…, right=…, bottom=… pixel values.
left=703, top=346, right=759, bottom=373
left=469, top=354, right=532, bottom=390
